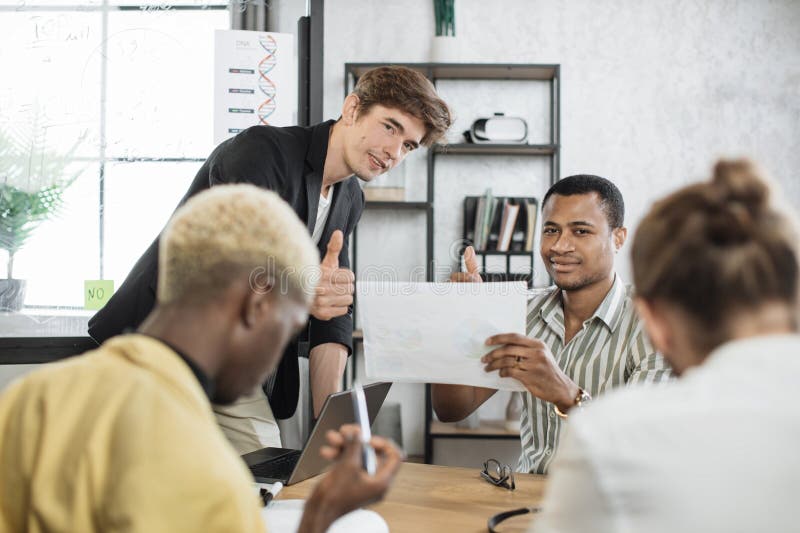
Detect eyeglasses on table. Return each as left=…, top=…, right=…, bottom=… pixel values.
left=480, top=458, right=516, bottom=491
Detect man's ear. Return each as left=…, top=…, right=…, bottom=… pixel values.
left=241, top=281, right=274, bottom=329
left=341, top=93, right=360, bottom=126
left=612, top=226, right=627, bottom=251
left=634, top=297, right=671, bottom=356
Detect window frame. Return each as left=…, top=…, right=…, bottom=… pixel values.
left=0, top=1, right=229, bottom=312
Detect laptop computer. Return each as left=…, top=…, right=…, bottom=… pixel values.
left=242, top=382, right=392, bottom=485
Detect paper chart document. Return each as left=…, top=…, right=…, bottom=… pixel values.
left=213, top=30, right=296, bottom=144
left=359, top=281, right=528, bottom=391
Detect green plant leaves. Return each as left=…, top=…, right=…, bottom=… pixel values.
left=434, top=0, right=456, bottom=37
left=0, top=183, right=66, bottom=255
left=0, top=118, right=84, bottom=277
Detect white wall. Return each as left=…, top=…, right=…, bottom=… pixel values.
left=268, top=0, right=306, bottom=35
left=262, top=0, right=800, bottom=459
left=324, top=1, right=800, bottom=266
left=316, top=0, right=800, bottom=458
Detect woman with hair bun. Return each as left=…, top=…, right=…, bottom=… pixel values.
left=534, top=159, right=800, bottom=533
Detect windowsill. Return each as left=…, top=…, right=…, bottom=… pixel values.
left=0, top=310, right=92, bottom=337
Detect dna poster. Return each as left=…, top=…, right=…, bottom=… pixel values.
left=213, top=30, right=297, bottom=144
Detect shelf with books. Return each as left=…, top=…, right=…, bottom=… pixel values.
left=464, top=194, right=539, bottom=254
left=462, top=193, right=538, bottom=286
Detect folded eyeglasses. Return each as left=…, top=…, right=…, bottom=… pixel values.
left=480, top=458, right=516, bottom=491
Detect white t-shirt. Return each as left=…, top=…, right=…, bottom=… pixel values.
left=533, top=334, right=800, bottom=533
left=311, top=187, right=333, bottom=245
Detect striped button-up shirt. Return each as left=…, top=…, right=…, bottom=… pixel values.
left=518, top=275, right=671, bottom=474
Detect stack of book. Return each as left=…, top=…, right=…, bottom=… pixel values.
left=466, top=190, right=538, bottom=252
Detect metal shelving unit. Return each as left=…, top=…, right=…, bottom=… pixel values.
left=359, top=201, right=431, bottom=210
left=433, top=143, right=557, bottom=156
left=344, top=62, right=561, bottom=463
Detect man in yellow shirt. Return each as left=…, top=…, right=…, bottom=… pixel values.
left=0, top=184, right=401, bottom=533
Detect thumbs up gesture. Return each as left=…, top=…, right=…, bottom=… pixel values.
left=450, top=246, right=483, bottom=283
left=311, top=230, right=355, bottom=321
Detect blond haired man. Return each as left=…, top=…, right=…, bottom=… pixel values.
left=89, top=66, right=452, bottom=452
left=0, top=185, right=402, bottom=533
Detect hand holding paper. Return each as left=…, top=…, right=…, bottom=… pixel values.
left=482, top=333, right=581, bottom=412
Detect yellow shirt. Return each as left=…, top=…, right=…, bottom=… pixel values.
left=0, top=335, right=265, bottom=533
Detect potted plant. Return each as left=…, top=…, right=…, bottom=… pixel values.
left=0, top=123, right=82, bottom=311
left=432, top=0, right=458, bottom=62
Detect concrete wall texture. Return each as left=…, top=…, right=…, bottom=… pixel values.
left=283, top=0, right=800, bottom=458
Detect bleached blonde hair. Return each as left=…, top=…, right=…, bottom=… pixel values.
left=158, top=184, right=319, bottom=305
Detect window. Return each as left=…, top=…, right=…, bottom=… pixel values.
left=0, top=1, right=229, bottom=332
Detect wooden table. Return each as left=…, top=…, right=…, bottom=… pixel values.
left=279, top=462, right=547, bottom=533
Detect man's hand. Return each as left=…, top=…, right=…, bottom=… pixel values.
left=450, top=246, right=482, bottom=283
left=482, top=333, right=580, bottom=413
left=310, top=230, right=355, bottom=321
left=298, top=425, right=403, bottom=533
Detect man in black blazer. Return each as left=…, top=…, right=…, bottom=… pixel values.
left=88, top=66, right=452, bottom=452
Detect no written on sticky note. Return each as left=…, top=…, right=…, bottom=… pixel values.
left=84, top=280, right=114, bottom=310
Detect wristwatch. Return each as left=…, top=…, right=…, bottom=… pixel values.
left=553, top=388, right=592, bottom=419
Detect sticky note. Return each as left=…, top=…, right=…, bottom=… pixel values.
left=84, top=280, right=114, bottom=310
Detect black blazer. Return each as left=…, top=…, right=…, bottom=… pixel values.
left=88, top=120, right=364, bottom=418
